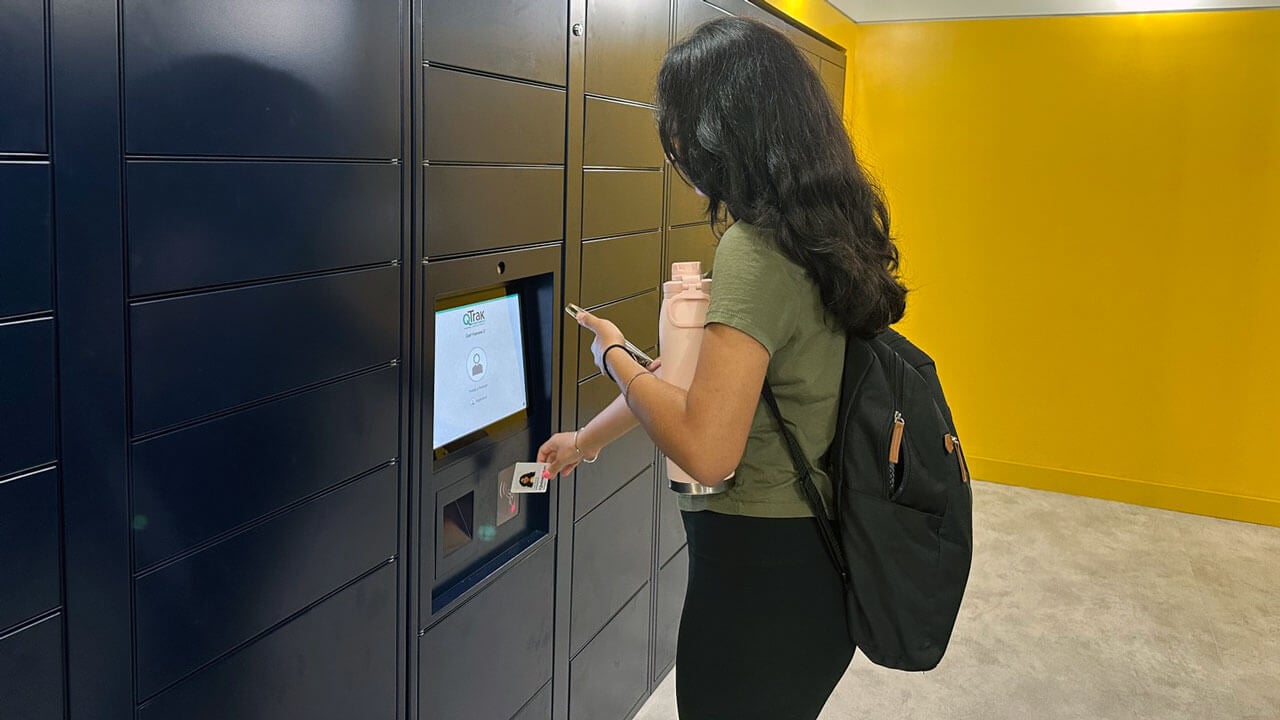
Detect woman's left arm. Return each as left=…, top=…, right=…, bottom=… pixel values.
left=581, top=313, right=768, bottom=486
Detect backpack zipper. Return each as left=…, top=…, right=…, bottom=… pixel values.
left=887, top=354, right=907, bottom=498
left=887, top=411, right=905, bottom=496
left=945, top=433, right=971, bottom=484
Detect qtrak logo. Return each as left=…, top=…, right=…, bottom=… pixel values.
left=462, top=308, right=486, bottom=328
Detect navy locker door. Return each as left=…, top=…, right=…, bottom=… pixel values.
left=2, top=3, right=65, bottom=718
left=51, top=1, right=410, bottom=717
left=120, top=1, right=408, bottom=714
left=122, top=0, right=400, bottom=158
left=0, top=0, right=47, bottom=152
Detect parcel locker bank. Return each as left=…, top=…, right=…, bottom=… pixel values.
left=0, top=0, right=845, bottom=718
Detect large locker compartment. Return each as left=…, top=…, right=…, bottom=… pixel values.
left=21, top=0, right=846, bottom=718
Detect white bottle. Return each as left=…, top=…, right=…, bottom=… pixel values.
left=657, top=261, right=734, bottom=495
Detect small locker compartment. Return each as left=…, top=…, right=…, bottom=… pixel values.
left=419, top=543, right=555, bottom=720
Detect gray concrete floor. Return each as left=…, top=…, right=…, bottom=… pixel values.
left=636, top=481, right=1280, bottom=720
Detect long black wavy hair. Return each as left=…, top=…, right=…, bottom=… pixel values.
left=656, top=17, right=906, bottom=337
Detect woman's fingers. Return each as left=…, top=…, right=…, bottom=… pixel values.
left=576, top=309, right=600, bottom=334
left=537, top=440, right=553, bottom=464
left=547, top=454, right=576, bottom=479
left=540, top=431, right=586, bottom=479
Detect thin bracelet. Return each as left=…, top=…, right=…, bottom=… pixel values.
left=623, top=370, right=653, bottom=401
left=574, top=429, right=599, bottom=464
left=600, top=344, right=629, bottom=381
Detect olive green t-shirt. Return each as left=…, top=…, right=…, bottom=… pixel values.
left=678, top=221, right=845, bottom=518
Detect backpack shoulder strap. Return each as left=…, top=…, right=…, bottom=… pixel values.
left=761, top=381, right=849, bottom=584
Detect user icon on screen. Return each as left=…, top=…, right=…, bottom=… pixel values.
left=468, top=347, right=487, bottom=381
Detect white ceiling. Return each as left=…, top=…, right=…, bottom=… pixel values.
left=829, top=0, right=1280, bottom=22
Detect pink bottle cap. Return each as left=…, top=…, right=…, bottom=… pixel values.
left=671, top=261, right=702, bottom=281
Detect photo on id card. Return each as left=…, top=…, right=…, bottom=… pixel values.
left=511, top=462, right=549, bottom=493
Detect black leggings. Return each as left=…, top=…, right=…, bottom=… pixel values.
left=676, top=510, right=855, bottom=720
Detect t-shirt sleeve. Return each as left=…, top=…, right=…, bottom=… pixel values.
left=704, top=226, right=799, bottom=357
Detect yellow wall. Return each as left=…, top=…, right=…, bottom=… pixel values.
left=848, top=10, right=1280, bottom=525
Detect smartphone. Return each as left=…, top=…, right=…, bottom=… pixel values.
left=564, top=303, right=654, bottom=368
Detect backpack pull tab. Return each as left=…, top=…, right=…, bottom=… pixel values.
left=889, top=412, right=905, bottom=464
left=945, top=434, right=970, bottom=483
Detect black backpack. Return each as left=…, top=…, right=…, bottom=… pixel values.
left=762, top=328, right=974, bottom=671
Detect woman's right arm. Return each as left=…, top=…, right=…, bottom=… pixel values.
left=538, top=359, right=659, bottom=477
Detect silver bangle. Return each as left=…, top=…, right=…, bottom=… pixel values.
left=575, top=430, right=599, bottom=464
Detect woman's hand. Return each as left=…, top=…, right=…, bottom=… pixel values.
left=538, top=431, right=587, bottom=479
left=535, top=357, right=660, bottom=481
left=576, top=310, right=628, bottom=377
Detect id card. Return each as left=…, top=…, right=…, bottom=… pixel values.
left=511, top=462, right=549, bottom=493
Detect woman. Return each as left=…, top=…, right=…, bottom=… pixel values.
left=538, top=17, right=906, bottom=720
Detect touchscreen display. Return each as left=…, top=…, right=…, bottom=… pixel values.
left=433, top=293, right=529, bottom=451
